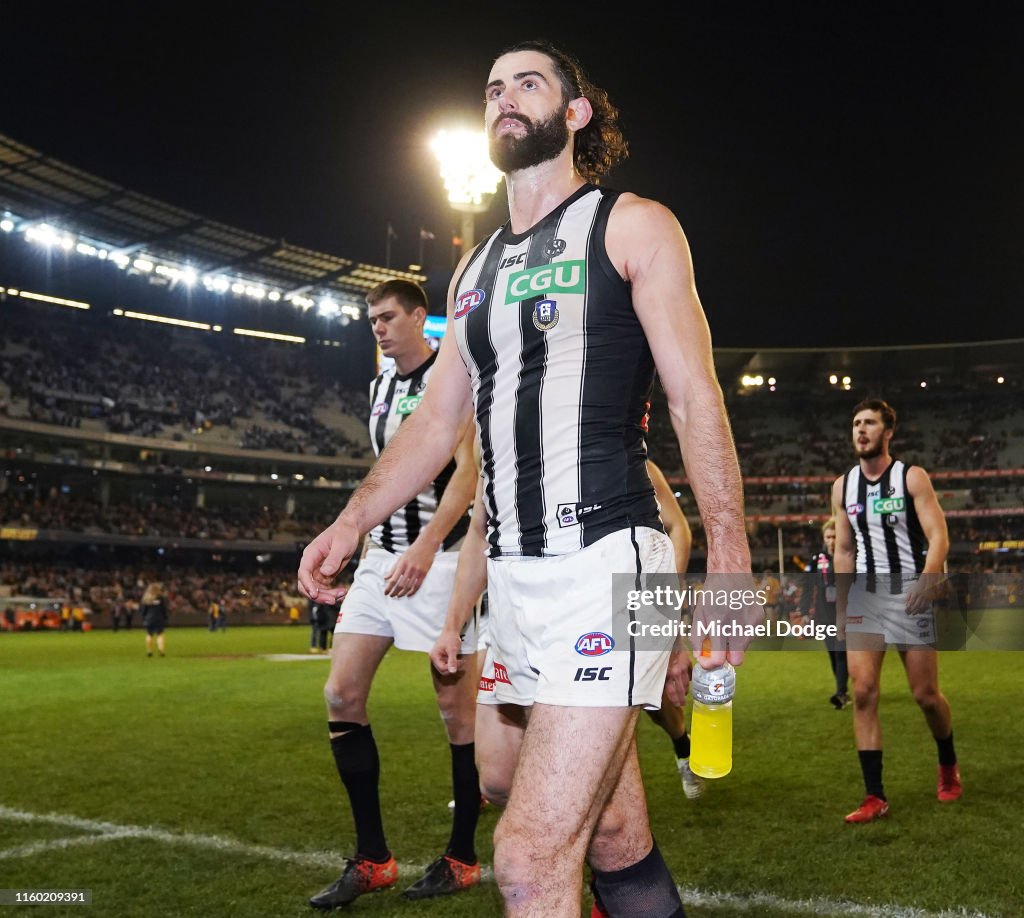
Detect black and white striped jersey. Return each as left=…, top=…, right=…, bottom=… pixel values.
left=842, top=459, right=927, bottom=593
left=452, top=184, right=662, bottom=558
left=367, top=352, right=469, bottom=553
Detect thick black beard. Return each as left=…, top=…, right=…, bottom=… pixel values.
left=489, top=107, right=570, bottom=174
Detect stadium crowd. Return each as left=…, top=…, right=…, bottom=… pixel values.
left=0, top=304, right=369, bottom=458
left=1, top=562, right=303, bottom=626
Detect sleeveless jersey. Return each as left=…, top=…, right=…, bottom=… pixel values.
left=367, top=352, right=469, bottom=553
left=452, top=184, right=662, bottom=557
left=842, top=459, right=927, bottom=593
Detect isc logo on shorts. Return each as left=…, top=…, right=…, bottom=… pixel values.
left=575, top=632, right=614, bottom=656
left=574, top=666, right=612, bottom=682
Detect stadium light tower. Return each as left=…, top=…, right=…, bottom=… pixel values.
left=430, top=129, right=502, bottom=251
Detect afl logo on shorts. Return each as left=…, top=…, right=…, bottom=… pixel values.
left=454, top=288, right=485, bottom=319
left=575, top=632, right=615, bottom=656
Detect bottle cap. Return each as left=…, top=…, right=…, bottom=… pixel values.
left=691, top=662, right=736, bottom=705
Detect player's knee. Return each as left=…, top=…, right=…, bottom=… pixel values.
left=493, top=821, right=547, bottom=904
left=912, top=685, right=941, bottom=711
left=478, top=766, right=511, bottom=808
left=852, top=681, right=879, bottom=709
left=322, top=678, right=366, bottom=717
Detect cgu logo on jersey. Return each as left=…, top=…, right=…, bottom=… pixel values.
left=371, top=401, right=389, bottom=417
left=396, top=395, right=422, bottom=415
left=454, top=288, right=485, bottom=319
left=872, top=497, right=905, bottom=514
left=492, top=662, right=512, bottom=684
left=575, top=632, right=615, bottom=656
left=504, top=259, right=586, bottom=304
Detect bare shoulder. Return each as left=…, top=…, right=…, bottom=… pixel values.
left=607, top=192, right=682, bottom=237
left=906, top=464, right=934, bottom=494
left=445, top=248, right=479, bottom=315
left=605, top=192, right=688, bottom=281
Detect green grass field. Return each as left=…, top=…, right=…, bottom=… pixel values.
left=1, top=626, right=1021, bottom=917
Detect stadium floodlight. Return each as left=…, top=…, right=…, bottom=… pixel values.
left=26, top=223, right=60, bottom=247
left=181, top=267, right=197, bottom=286
left=318, top=297, right=340, bottom=317
left=768, top=377, right=776, bottom=385
left=268, top=290, right=281, bottom=302
left=997, top=376, right=1005, bottom=384
left=431, top=128, right=502, bottom=249
left=0, top=218, right=14, bottom=232
left=133, top=258, right=154, bottom=272
left=829, top=374, right=838, bottom=385
left=842, top=375, right=851, bottom=385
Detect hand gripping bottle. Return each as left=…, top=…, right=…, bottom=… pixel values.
left=689, top=662, right=736, bottom=779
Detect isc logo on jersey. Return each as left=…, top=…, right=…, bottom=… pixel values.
left=872, top=497, right=905, bottom=514
left=396, top=395, right=422, bottom=415
left=504, top=260, right=586, bottom=304
left=575, top=632, right=614, bottom=656
left=454, top=288, right=485, bottom=319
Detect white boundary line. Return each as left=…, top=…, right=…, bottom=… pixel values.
left=0, top=806, right=994, bottom=918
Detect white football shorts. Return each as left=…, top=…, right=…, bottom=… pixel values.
left=478, top=526, right=675, bottom=709
left=335, top=547, right=477, bottom=654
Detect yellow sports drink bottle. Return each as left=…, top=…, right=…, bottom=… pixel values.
left=689, top=662, right=736, bottom=779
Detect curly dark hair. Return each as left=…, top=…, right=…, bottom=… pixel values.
left=499, top=39, right=628, bottom=184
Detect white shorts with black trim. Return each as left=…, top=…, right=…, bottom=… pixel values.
left=335, top=547, right=477, bottom=654
left=478, top=526, right=676, bottom=709
left=846, top=578, right=936, bottom=647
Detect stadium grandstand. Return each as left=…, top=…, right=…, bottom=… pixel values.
left=2, top=132, right=1021, bottom=633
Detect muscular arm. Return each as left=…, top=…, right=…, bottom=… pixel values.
left=831, top=478, right=856, bottom=619
left=647, top=459, right=691, bottom=573
left=609, top=196, right=751, bottom=665
left=907, top=466, right=949, bottom=574
left=906, top=465, right=949, bottom=612
left=297, top=252, right=476, bottom=601
left=431, top=475, right=489, bottom=674
left=382, top=419, right=476, bottom=597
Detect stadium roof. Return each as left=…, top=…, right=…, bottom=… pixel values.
left=0, top=133, right=424, bottom=309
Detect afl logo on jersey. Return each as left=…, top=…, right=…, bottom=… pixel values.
left=371, top=402, right=389, bottom=417
left=533, top=298, right=559, bottom=331
left=454, top=288, right=485, bottom=319
left=576, top=632, right=615, bottom=656
left=847, top=503, right=864, bottom=516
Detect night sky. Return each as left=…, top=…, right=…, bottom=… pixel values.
left=3, top=3, right=1022, bottom=347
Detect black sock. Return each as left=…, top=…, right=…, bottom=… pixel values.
left=329, top=724, right=389, bottom=861
left=671, top=732, right=691, bottom=760
left=858, top=749, right=885, bottom=800
left=592, top=842, right=685, bottom=918
left=936, top=731, right=957, bottom=767
left=446, top=742, right=479, bottom=864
